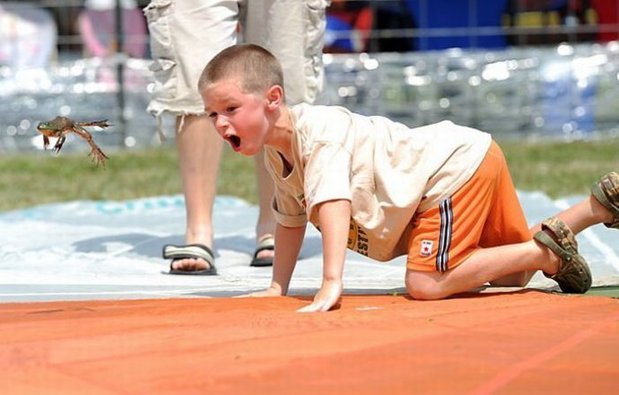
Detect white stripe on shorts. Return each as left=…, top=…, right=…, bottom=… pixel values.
left=436, top=198, right=453, bottom=272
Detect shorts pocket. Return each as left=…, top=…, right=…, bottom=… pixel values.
left=303, top=0, right=329, bottom=102
left=144, top=0, right=176, bottom=98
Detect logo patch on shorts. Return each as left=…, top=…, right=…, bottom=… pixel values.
left=420, top=240, right=433, bottom=257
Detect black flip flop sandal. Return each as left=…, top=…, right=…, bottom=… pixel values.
left=162, top=244, right=217, bottom=275
left=250, top=235, right=274, bottom=267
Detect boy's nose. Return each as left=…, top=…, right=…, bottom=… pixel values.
left=214, top=116, right=229, bottom=130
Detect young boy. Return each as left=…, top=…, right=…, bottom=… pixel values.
left=198, top=44, right=619, bottom=312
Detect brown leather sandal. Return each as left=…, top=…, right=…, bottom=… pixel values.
left=591, top=171, right=619, bottom=229
left=533, top=217, right=591, bottom=293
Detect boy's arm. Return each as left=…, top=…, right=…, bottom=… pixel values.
left=298, top=199, right=351, bottom=313
left=249, top=222, right=305, bottom=297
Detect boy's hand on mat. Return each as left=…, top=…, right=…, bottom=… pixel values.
left=297, top=279, right=343, bottom=313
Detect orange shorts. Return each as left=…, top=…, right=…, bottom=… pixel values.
left=407, top=141, right=531, bottom=272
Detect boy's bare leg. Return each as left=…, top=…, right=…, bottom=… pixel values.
left=406, top=195, right=615, bottom=299
left=254, top=149, right=276, bottom=260
left=173, top=114, right=223, bottom=271
left=491, top=194, right=611, bottom=287
left=406, top=240, right=558, bottom=300
left=530, top=195, right=611, bottom=235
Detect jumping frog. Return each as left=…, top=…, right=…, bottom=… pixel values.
left=37, top=116, right=110, bottom=166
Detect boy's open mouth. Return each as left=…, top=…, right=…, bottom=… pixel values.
left=226, top=135, right=241, bottom=150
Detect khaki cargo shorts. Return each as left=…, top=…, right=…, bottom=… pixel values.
left=144, top=0, right=329, bottom=132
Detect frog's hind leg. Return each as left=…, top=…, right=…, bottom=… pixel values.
left=73, top=125, right=108, bottom=166
left=77, top=120, right=111, bottom=129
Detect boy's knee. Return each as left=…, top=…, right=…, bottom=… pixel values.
left=406, top=283, right=434, bottom=300
left=405, top=271, right=446, bottom=300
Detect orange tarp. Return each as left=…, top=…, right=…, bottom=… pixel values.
left=1, top=290, right=618, bottom=394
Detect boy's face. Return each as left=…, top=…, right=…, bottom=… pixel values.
left=202, top=78, right=269, bottom=156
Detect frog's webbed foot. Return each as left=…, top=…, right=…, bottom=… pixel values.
left=73, top=125, right=108, bottom=167
left=88, top=145, right=109, bottom=167
left=42, top=135, right=50, bottom=150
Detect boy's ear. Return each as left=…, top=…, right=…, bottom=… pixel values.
left=265, top=85, right=284, bottom=110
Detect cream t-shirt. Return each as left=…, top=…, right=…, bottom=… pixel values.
left=264, top=103, right=492, bottom=261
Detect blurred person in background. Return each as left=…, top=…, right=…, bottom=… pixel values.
left=0, top=2, right=57, bottom=68
left=79, top=0, right=148, bottom=58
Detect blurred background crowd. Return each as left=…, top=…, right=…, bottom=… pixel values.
left=3, top=0, right=618, bottom=65
left=1, top=0, right=619, bottom=152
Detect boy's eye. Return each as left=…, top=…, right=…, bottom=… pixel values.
left=226, top=106, right=237, bottom=113
left=207, top=112, right=217, bottom=119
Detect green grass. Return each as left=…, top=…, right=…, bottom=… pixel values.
left=0, top=145, right=254, bottom=212
left=501, top=138, right=619, bottom=198
left=1, top=138, right=618, bottom=212
left=585, top=286, right=619, bottom=298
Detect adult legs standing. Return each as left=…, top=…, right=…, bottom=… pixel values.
left=145, top=0, right=328, bottom=272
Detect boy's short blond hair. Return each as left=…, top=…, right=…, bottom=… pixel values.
left=198, top=44, right=285, bottom=98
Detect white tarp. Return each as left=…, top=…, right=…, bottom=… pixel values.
left=0, top=192, right=617, bottom=302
